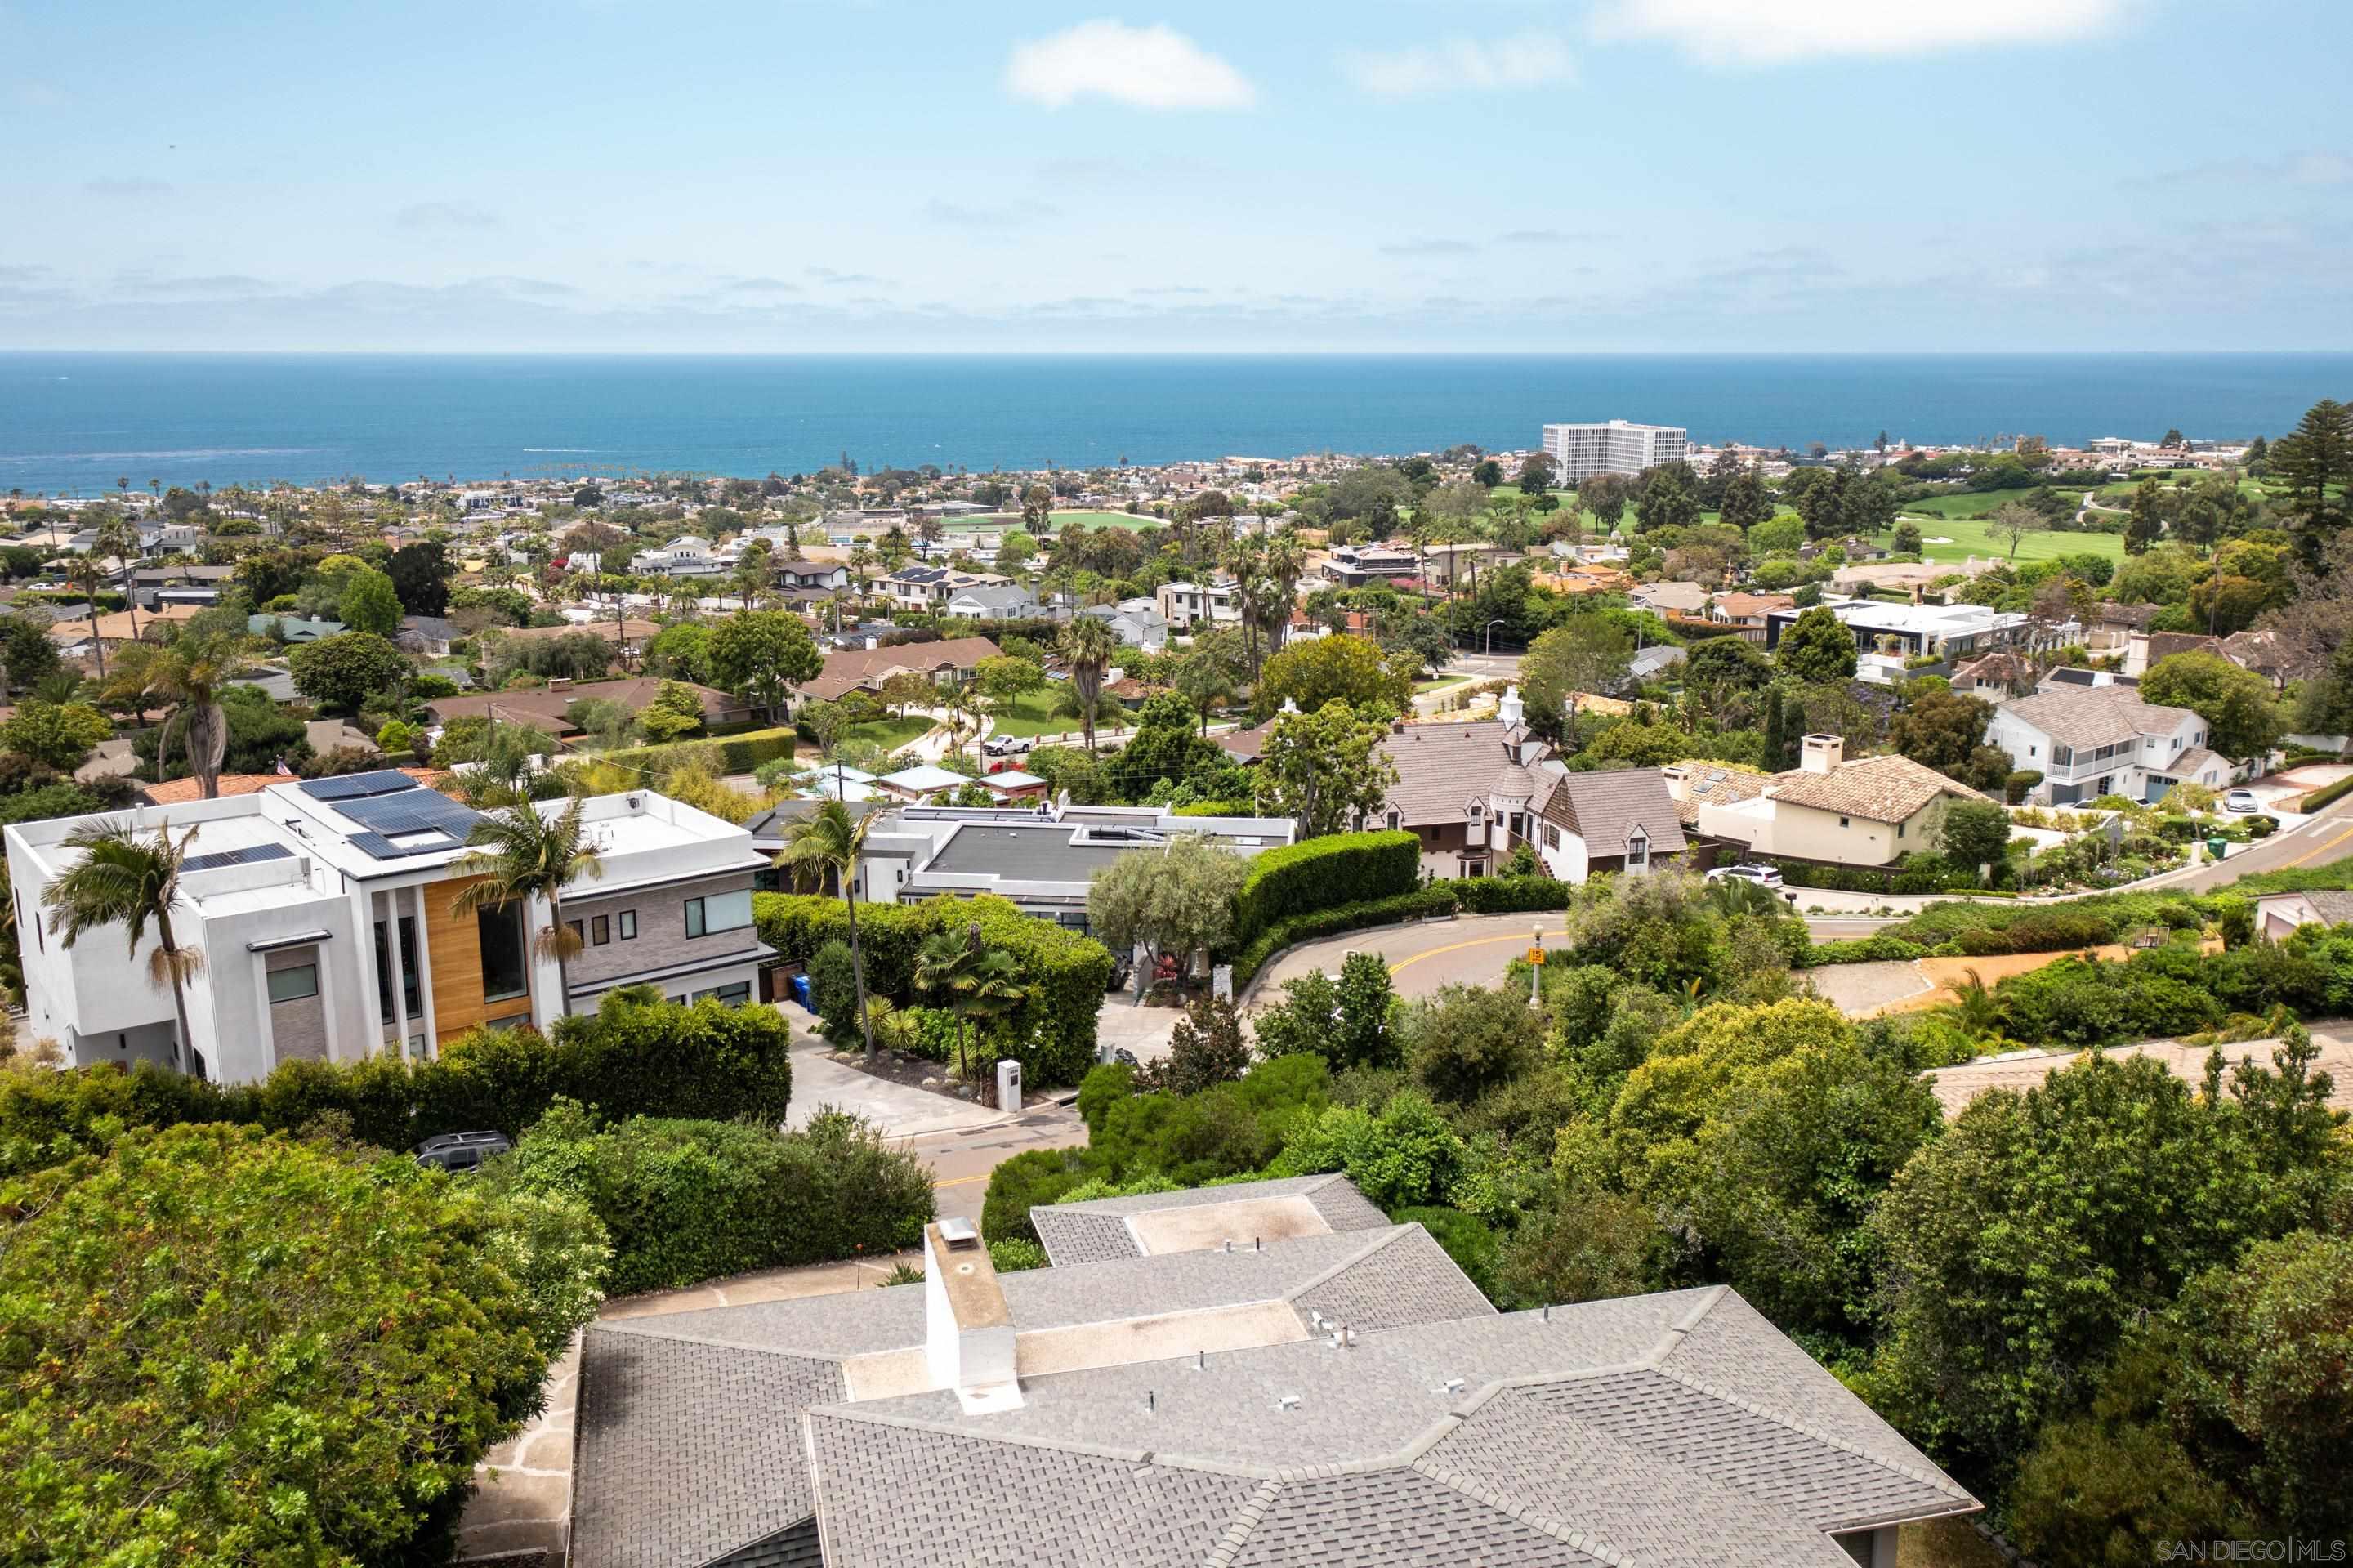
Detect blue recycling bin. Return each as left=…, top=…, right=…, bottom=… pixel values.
left=788, top=973, right=814, bottom=1012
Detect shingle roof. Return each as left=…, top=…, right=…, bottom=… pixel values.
left=1032, top=1174, right=1400, bottom=1266
left=1998, top=686, right=2194, bottom=750
left=1377, top=721, right=1529, bottom=829
left=1766, top=754, right=1986, bottom=824
left=1539, top=767, right=1690, bottom=858
left=797, top=637, right=1002, bottom=701
left=803, top=1287, right=1972, bottom=1566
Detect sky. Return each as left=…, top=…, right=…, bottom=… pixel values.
left=2, top=0, right=2351, bottom=353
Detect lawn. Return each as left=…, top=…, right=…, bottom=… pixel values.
left=985, top=686, right=1138, bottom=740
left=1898, top=512, right=2126, bottom=568
left=839, top=714, right=933, bottom=755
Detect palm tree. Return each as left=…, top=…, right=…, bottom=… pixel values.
left=914, top=922, right=1024, bottom=1080
left=92, top=514, right=144, bottom=646
left=448, top=797, right=605, bottom=1016
left=1060, top=614, right=1118, bottom=753
left=65, top=552, right=114, bottom=681
left=105, top=631, right=256, bottom=801
left=1172, top=648, right=1237, bottom=738
left=775, top=797, right=877, bottom=1057
left=1944, top=967, right=2002, bottom=1040
left=1259, top=529, right=1310, bottom=659
left=942, top=681, right=983, bottom=762
left=43, top=819, right=204, bottom=1073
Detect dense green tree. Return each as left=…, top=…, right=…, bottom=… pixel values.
left=336, top=566, right=404, bottom=636
left=386, top=541, right=454, bottom=617
left=1254, top=633, right=1414, bottom=718
left=1252, top=699, right=1398, bottom=838
left=1773, top=606, right=1857, bottom=684
left=1520, top=615, right=1636, bottom=741
left=289, top=631, right=409, bottom=713
left=1404, top=982, right=1546, bottom=1106
left=2141, top=650, right=2282, bottom=763
left=0, top=612, right=62, bottom=701
left=1086, top=833, right=1248, bottom=978
left=1886, top=689, right=1993, bottom=779
left=2272, top=398, right=2353, bottom=567
left=2123, top=480, right=2168, bottom=555
left=1937, top=798, right=2015, bottom=871
left=0, top=701, right=111, bottom=772
left=1635, top=464, right=1700, bottom=534
left=707, top=610, right=823, bottom=722
left=1717, top=465, right=1771, bottom=538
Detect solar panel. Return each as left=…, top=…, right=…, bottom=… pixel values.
left=341, top=793, right=480, bottom=838
left=183, top=842, right=296, bottom=873
left=297, top=771, right=420, bottom=802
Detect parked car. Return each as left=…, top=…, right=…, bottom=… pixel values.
left=1706, top=862, right=1785, bottom=889
left=414, top=1131, right=511, bottom=1172
left=982, top=734, right=1034, bottom=757
left=2224, top=789, right=2261, bottom=813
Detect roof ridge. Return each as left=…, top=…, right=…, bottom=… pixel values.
left=1274, top=1222, right=1416, bottom=1306
left=1198, top=1476, right=1284, bottom=1568
left=1407, top=1454, right=1628, bottom=1565
left=590, top=1319, right=895, bottom=1362
left=1647, top=1364, right=1972, bottom=1503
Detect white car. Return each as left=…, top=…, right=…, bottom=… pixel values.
left=2223, top=789, right=2261, bottom=813
left=1707, top=862, right=1784, bottom=890
left=982, top=734, right=1034, bottom=757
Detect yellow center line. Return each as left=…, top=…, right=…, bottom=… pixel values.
left=1388, top=930, right=1562, bottom=974
left=930, top=1173, right=990, bottom=1189
left=2284, top=823, right=2353, bottom=869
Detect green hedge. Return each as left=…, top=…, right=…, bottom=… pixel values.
left=1235, top=887, right=1460, bottom=985
left=2303, top=774, right=2353, bottom=813
left=1446, top=876, right=1575, bottom=914
left=591, top=726, right=796, bottom=778
left=1230, top=830, right=1422, bottom=951
left=0, top=993, right=793, bottom=1178
left=489, top=1099, right=931, bottom=1295
left=1765, top=852, right=1997, bottom=895
left=756, top=891, right=1113, bottom=1085
left=1802, top=933, right=1933, bottom=967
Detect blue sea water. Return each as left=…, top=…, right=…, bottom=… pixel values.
left=2, top=352, right=2347, bottom=496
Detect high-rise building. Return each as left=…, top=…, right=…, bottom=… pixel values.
left=1540, top=419, right=1690, bottom=480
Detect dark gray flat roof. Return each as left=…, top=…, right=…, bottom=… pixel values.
left=923, top=823, right=1140, bottom=882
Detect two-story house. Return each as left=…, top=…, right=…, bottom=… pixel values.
left=1668, top=735, right=1990, bottom=868
left=1154, top=577, right=1244, bottom=632
left=1986, top=685, right=2230, bottom=804
left=5, top=774, right=772, bottom=1084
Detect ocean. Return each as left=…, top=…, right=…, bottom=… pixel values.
left=2, top=352, right=2347, bottom=496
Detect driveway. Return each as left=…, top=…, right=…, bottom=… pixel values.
left=784, top=1030, right=1006, bottom=1138
left=1244, top=911, right=1569, bottom=1007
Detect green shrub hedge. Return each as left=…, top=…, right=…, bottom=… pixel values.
left=0, top=993, right=794, bottom=1178
left=755, top=891, right=1113, bottom=1084
left=488, top=1098, right=932, bottom=1295
left=1447, top=876, right=1575, bottom=914
left=1802, top=934, right=1933, bottom=967
left=1766, top=852, right=1998, bottom=895
left=2304, top=774, right=2353, bottom=813
left=1229, top=830, right=1421, bottom=951
left=592, top=726, right=796, bottom=779
left=1234, top=887, right=1460, bottom=985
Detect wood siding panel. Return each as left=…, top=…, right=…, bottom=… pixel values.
left=426, top=876, right=489, bottom=1043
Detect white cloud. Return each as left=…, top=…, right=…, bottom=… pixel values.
left=1004, top=20, right=1255, bottom=110
left=1339, top=33, right=1573, bottom=98
left=1591, top=0, right=2124, bottom=66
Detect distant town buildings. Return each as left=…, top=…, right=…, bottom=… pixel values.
left=1541, top=419, right=1690, bottom=480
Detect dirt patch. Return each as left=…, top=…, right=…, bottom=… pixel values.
left=825, top=1046, right=991, bottom=1106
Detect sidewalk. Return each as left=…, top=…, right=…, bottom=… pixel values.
left=781, top=1018, right=1007, bottom=1138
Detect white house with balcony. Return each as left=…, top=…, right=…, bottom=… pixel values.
left=1986, top=686, right=2231, bottom=805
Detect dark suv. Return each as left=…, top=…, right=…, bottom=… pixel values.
left=414, top=1130, right=512, bottom=1172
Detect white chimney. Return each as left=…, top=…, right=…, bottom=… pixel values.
left=1800, top=734, right=1844, bottom=775
left=1498, top=685, right=1524, bottom=726
left=922, top=1219, right=1022, bottom=1412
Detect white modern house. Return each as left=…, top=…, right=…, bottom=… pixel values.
left=1540, top=419, right=1690, bottom=479
left=628, top=534, right=726, bottom=578
left=1762, top=598, right=2031, bottom=665
left=1154, top=578, right=1243, bottom=632
left=1985, top=686, right=2230, bottom=805
left=6, top=773, right=772, bottom=1085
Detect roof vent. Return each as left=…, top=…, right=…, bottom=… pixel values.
left=938, top=1216, right=980, bottom=1251
left=1277, top=1395, right=1301, bottom=1411
left=1444, top=1378, right=1466, bottom=1395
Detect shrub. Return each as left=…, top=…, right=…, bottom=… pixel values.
left=756, top=891, right=1113, bottom=1085
left=2302, top=774, right=2353, bottom=813
left=490, top=1099, right=931, bottom=1295
left=596, top=726, right=796, bottom=781
left=1136, top=995, right=1251, bottom=1097
left=1076, top=1061, right=1136, bottom=1137
left=980, top=1146, right=1093, bottom=1244
left=1393, top=1204, right=1506, bottom=1304
left=809, top=939, right=859, bottom=1042
left=1232, top=887, right=1459, bottom=984
left=0, top=993, right=793, bottom=1177
left=2005, top=770, right=2043, bottom=804
left=1270, top=1091, right=1469, bottom=1212
left=1229, top=830, right=1421, bottom=951
left=1448, top=875, right=1576, bottom=914
left=1800, top=934, right=1931, bottom=967
left=987, top=1236, right=1049, bottom=1272
left=0, top=1122, right=599, bottom=1564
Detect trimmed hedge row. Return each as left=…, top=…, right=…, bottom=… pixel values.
left=1449, top=876, right=1575, bottom=914
left=1230, top=831, right=1422, bottom=951
left=1802, top=934, right=1933, bottom=967
left=755, top=891, right=1113, bottom=1085
left=2303, top=774, right=2353, bottom=813
left=591, top=726, right=796, bottom=778
left=1234, top=887, right=1459, bottom=985
left=1766, top=852, right=2001, bottom=896
left=0, top=993, right=795, bottom=1178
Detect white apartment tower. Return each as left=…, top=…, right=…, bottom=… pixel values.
left=1541, top=420, right=1690, bottom=480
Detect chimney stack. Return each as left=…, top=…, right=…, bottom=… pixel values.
left=1800, top=734, right=1844, bottom=775
left=1498, top=685, right=1525, bottom=727
left=922, top=1219, right=1022, bottom=1412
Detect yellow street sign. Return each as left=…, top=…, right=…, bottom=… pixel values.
left=1526, top=946, right=1547, bottom=965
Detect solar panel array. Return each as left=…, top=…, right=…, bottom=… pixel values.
left=296, top=770, right=420, bottom=802
left=182, top=842, right=296, bottom=873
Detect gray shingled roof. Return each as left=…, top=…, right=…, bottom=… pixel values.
left=1377, top=721, right=1525, bottom=829
left=803, top=1287, right=1972, bottom=1567
left=572, top=1217, right=1487, bottom=1568
left=1031, top=1173, right=1390, bottom=1266
left=1539, top=766, right=1690, bottom=858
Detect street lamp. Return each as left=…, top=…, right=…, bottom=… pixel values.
left=1484, top=619, right=1507, bottom=656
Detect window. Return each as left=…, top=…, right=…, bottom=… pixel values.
left=478, top=905, right=529, bottom=1003
left=1839, top=815, right=1851, bottom=828
left=592, top=914, right=610, bottom=946
left=267, top=963, right=319, bottom=1003
left=693, top=981, right=752, bottom=1006
left=1627, top=831, right=1649, bottom=871
left=1386, top=810, right=1401, bottom=831
left=373, top=916, right=421, bottom=1021
left=1543, top=824, right=1560, bottom=850
left=567, top=918, right=583, bottom=947
left=1897, top=821, right=1907, bottom=839
left=684, top=888, right=753, bottom=939
left=618, top=910, right=637, bottom=940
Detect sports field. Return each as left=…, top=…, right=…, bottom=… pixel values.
left=1899, top=513, right=2126, bottom=567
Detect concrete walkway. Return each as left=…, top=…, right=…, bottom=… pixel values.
left=784, top=1029, right=1006, bottom=1137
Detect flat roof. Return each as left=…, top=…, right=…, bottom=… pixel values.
left=923, top=822, right=1140, bottom=882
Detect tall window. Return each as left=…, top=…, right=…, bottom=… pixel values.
left=684, top=889, right=753, bottom=939
left=478, top=904, right=529, bottom=1003
left=1627, top=830, right=1650, bottom=872
left=373, top=916, right=420, bottom=1021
